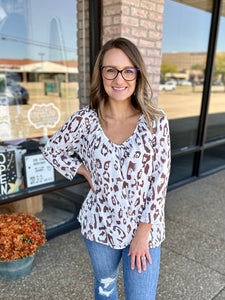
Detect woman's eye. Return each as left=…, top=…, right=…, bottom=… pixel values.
left=107, top=68, right=116, bottom=73
left=125, top=69, right=134, bottom=74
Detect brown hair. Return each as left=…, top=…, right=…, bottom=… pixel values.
left=89, top=37, right=163, bottom=131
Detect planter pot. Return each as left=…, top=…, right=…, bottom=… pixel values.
left=0, top=255, right=35, bottom=280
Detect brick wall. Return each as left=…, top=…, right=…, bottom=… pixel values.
left=102, top=0, right=165, bottom=105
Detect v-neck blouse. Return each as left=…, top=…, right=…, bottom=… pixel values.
left=42, top=106, right=171, bottom=249
left=98, top=113, right=143, bottom=146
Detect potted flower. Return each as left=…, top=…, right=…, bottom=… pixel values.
left=0, top=212, right=46, bottom=280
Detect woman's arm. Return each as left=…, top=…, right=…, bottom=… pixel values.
left=128, top=114, right=171, bottom=273
left=140, top=114, right=171, bottom=226
left=128, top=222, right=152, bottom=273
left=42, top=112, right=84, bottom=181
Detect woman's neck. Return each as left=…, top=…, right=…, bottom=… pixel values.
left=103, top=100, right=139, bottom=121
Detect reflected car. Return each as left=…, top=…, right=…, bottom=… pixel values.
left=212, top=80, right=224, bottom=86
left=159, top=81, right=176, bottom=91
left=20, top=86, right=29, bottom=104
left=5, top=86, right=20, bottom=105
left=6, top=79, right=29, bottom=105
left=179, top=80, right=192, bottom=86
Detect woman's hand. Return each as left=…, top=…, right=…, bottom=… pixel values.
left=128, top=222, right=152, bottom=273
left=77, top=164, right=96, bottom=193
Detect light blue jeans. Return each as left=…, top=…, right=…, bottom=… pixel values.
left=83, top=235, right=161, bottom=300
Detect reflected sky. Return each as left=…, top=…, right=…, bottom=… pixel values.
left=0, top=0, right=77, bottom=61
left=162, top=0, right=225, bottom=53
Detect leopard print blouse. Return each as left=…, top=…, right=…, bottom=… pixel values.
left=42, top=106, right=171, bottom=249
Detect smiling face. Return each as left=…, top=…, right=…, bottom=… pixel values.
left=101, top=48, right=137, bottom=104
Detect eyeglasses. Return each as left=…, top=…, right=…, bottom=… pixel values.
left=101, top=66, right=138, bottom=81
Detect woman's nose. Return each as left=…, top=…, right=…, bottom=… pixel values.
left=114, top=71, right=125, bottom=82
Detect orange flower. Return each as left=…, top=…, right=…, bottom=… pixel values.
left=0, top=213, right=46, bottom=261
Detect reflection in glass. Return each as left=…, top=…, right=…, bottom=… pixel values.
left=0, top=0, right=78, bottom=143
left=158, top=0, right=212, bottom=150
left=169, top=154, right=194, bottom=185
left=201, top=144, right=225, bottom=174
left=206, top=2, right=225, bottom=141
left=0, top=0, right=90, bottom=234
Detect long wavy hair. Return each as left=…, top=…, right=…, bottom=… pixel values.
left=89, top=37, right=163, bottom=131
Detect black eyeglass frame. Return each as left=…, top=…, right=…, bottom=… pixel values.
left=101, top=66, right=139, bottom=81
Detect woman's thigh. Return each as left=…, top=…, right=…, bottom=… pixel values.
left=122, top=245, right=161, bottom=300
left=82, top=236, right=122, bottom=299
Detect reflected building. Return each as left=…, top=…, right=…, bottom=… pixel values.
left=49, top=17, right=67, bottom=62
left=162, top=52, right=207, bottom=72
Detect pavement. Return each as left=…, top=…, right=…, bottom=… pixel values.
left=0, top=169, right=225, bottom=300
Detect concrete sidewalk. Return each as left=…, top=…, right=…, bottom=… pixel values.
left=0, top=170, right=225, bottom=299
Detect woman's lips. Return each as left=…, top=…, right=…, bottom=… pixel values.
left=113, top=87, right=127, bottom=91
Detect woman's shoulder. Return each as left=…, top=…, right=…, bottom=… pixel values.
left=72, top=105, right=96, bottom=117
left=153, top=108, right=168, bottom=124
left=141, top=108, right=168, bottom=128
left=152, top=109, right=169, bottom=137
left=142, top=108, right=169, bottom=136
left=69, top=106, right=97, bottom=123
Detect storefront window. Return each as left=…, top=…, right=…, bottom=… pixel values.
left=0, top=0, right=90, bottom=229
left=169, top=153, right=195, bottom=185
left=158, top=0, right=212, bottom=151
left=201, top=144, right=225, bottom=173
left=206, top=1, right=225, bottom=142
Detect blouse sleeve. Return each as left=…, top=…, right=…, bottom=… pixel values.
left=41, top=110, right=85, bottom=181
left=140, top=114, right=171, bottom=224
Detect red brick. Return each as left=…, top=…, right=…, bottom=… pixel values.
left=121, top=0, right=140, bottom=7
left=149, top=12, right=163, bottom=22
left=121, top=15, right=139, bottom=26
left=151, top=83, right=160, bottom=90
left=139, top=48, right=147, bottom=57
left=140, top=19, right=156, bottom=30
left=113, top=16, right=121, bottom=24
left=103, top=16, right=113, bottom=26
left=147, top=66, right=160, bottom=74
left=127, top=37, right=139, bottom=45
left=144, top=57, right=155, bottom=65
left=121, top=4, right=130, bottom=15
left=147, top=48, right=161, bottom=58
left=156, top=40, right=162, bottom=49
left=140, top=1, right=156, bottom=11
left=131, top=28, right=147, bottom=38
left=131, top=7, right=148, bottom=19
left=121, top=26, right=131, bottom=35
left=149, top=31, right=162, bottom=40
left=157, top=4, right=164, bottom=13
left=104, top=26, right=121, bottom=35
left=138, top=39, right=155, bottom=48
left=104, top=5, right=121, bottom=16
left=156, top=23, right=163, bottom=31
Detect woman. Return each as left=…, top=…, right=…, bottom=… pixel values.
left=42, top=37, right=171, bottom=300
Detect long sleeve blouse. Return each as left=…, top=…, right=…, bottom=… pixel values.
left=42, top=106, right=171, bottom=249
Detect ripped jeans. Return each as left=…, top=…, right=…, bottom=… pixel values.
left=82, top=236, right=161, bottom=300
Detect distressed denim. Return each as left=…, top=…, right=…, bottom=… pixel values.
left=83, top=236, right=161, bottom=300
